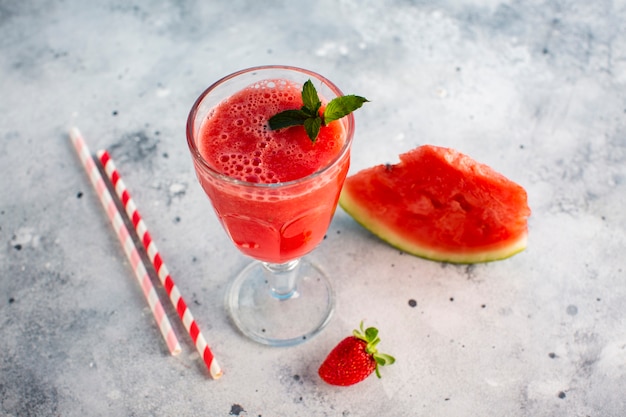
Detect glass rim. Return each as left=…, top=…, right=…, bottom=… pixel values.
left=186, top=65, right=355, bottom=189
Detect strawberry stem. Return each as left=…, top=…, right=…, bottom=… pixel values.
left=352, top=321, right=396, bottom=378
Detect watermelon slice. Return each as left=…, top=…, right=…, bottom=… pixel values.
left=339, top=145, right=530, bottom=263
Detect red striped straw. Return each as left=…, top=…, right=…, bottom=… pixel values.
left=97, top=149, right=223, bottom=380
left=69, top=128, right=181, bottom=356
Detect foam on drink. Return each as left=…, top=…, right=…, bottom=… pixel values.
left=198, top=79, right=345, bottom=184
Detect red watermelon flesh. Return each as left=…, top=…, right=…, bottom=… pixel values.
left=339, top=145, right=530, bottom=263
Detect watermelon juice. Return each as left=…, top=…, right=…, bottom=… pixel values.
left=187, top=70, right=354, bottom=264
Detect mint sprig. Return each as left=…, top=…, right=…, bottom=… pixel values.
left=268, top=79, right=368, bottom=143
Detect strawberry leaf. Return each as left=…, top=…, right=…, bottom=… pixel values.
left=375, top=353, right=396, bottom=365
left=365, top=327, right=378, bottom=341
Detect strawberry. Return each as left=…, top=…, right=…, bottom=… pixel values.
left=318, top=322, right=395, bottom=386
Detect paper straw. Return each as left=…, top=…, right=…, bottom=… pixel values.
left=69, top=128, right=181, bottom=356
left=97, top=149, right=223, bottom=380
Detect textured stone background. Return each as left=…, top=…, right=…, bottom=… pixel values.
left=1, top=0, right=625, bottom=415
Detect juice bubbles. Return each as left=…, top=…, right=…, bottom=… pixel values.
left=189, top=77, right=353, bottom=264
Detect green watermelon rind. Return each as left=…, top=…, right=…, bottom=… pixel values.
left=339, top=185, right=529, bottom=264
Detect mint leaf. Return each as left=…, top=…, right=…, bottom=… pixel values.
left=303, top=117, right=321, bottom=143
left=268, top=109, right=310, bottom=130
left=301, top=80, right=321, bottom=116
left=323, top=95, right=369, bottom=125
left=268, top=79, right=368, bottom=143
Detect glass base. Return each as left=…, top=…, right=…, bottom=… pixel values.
left=225, top=258, right=334, bottom=346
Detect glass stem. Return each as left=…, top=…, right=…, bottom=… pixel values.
left=262, top=259, right=301, bottom=300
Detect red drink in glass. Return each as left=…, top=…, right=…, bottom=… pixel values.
left=193, top=78, right=350, bottom=263
left=186, top=66, right=355, bottom=346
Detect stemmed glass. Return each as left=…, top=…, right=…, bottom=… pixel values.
left=186, top=66, right=354, bottom=346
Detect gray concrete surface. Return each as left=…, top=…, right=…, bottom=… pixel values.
left=1, top=0, right=625, bottom=415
